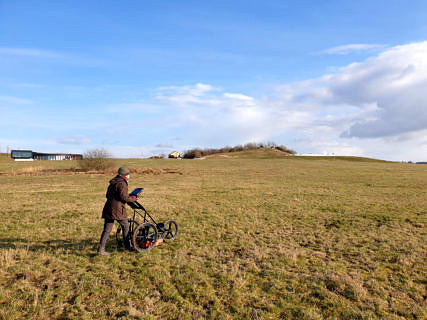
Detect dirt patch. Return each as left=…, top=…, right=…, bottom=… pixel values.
left=1, top=167, right=183, bottom=176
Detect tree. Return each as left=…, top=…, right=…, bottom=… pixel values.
left=79, top=148, right=115, bottom=171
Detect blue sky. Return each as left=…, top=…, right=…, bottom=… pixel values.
left=1, top=0, right=427, bottom=160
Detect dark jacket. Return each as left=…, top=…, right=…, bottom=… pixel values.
left=102, top=175, right=136, bottom=220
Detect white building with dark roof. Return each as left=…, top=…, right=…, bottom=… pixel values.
left=11, top=150, right=83, bottom=161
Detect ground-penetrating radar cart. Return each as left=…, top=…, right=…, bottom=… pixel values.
left=116, top=188, right=178, bottom=252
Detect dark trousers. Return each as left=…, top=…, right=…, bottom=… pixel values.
left=99, top=219, right=131, bottom=250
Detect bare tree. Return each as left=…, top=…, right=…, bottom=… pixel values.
left=79, top=148, right=115, bottom=171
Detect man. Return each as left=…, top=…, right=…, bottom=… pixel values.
left=98, top=166, right=137, bottom=255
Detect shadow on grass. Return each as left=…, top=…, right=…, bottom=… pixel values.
left=0, top=237, right=105, bottom=256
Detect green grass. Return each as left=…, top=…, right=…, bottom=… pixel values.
left=0, top=152, right=425, bottom=319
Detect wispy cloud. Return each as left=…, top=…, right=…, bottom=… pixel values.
left=155, top=142, right=174, bottom=148
left=8, top=83, right=45, bottom=89
left=0, top=47, right=62, bottom=59
left=319, top=43, right=386, bottom=55
left=0, top=47, right=108, bottom=67
left=57, top=136, right=92, bottom=145
left=0, top=95, right=34, bottom=105
left=155, top=83, right=222, bottom=106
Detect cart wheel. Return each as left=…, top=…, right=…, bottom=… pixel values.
left=116, top=220, right=138, bottom=249
left=132, top=223, right=158, bottom=252
left=162, top=220, right=178, bottom=242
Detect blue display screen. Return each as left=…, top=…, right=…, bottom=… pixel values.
left=130, top=188, right=143, bottom=196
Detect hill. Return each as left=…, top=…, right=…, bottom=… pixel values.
left=204, top=148, right=388, bottom=162
left=205, top=147, right=293, bottom=159
left=291, top=155, right=389, bottom=162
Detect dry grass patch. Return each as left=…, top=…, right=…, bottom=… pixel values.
left=0, top=166, right=182, bottom=176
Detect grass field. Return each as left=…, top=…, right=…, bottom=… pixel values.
left=0, top=150, right=425, bottom=319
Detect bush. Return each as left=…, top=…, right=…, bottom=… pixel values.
left=275, top=145, right=296, bottom=154
left=79, top=148, right=115, bottom=171
left=183, top=149, right=203, bottom=159
left=183, top=142, right=296, bottom=158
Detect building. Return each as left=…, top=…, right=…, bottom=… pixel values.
left=168, top=151, right=182, bottom=159
left=11, top=150, right=83, bottom=161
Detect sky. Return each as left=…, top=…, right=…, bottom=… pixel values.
left=1, top=0, right=427, bottom=161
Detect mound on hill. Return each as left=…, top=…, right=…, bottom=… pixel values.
left=183, top=143, right=296, bottom=159
left=205, top=148, right=293, bottom=159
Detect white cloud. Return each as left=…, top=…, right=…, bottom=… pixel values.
left=259, top=42, right=427, bottom=160
left=323, top=42, right=427, bottom=138
left=151, top=83, right=312, bottom=145
left=223, top=93, right=254, bottom=101
left=320, top=43, right=386, bottom=55
left=157, top=83, right=215, bottom=97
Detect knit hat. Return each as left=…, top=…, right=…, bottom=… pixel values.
left=118, top=167, right=130, bottom=175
